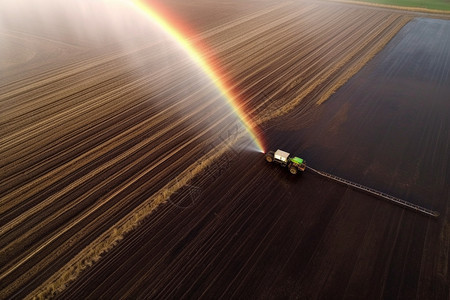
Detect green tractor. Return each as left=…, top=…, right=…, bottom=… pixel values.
left=265, top=149, right=306, bottom=175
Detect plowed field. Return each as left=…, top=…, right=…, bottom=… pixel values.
left=0, top=0, right=448, bottom=299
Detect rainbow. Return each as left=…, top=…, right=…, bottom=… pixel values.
left=130, top=0, right=265, bottom=153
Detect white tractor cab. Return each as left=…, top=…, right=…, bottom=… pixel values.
left=265, top=149, right=306, bottom=175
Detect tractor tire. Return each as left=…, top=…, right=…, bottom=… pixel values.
left=265, top=154, right=273, bottom=163
left=289, top=166, right=298, bottom=175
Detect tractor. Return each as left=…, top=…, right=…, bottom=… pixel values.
left=265, top=149, right=306, bottom=175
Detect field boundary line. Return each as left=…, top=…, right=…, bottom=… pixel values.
left=251, top=13, right=398, bottom=125
left=316, top=15, right=412, bottom=105
left=326, top=0, right=450, bottom=15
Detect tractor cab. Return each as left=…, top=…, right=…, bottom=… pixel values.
left=273, top=149, right=290, bottom=166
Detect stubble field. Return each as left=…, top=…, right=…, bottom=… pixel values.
left=0, top=0, right=449, bottom=299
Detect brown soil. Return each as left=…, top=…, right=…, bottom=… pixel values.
left=0, top=0, right=448, bottom=299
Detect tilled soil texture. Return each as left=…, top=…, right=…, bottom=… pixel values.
left=58, top=17, right=450, bottom=299
left=0, top=0, right=448, bottom=299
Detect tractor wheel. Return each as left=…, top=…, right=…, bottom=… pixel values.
left=265, top=154, right=273, bottom=163
left=289, top=166, right=298, bottom=175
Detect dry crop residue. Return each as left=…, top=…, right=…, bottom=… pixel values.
left=0, top=0, right=416, bottom=298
